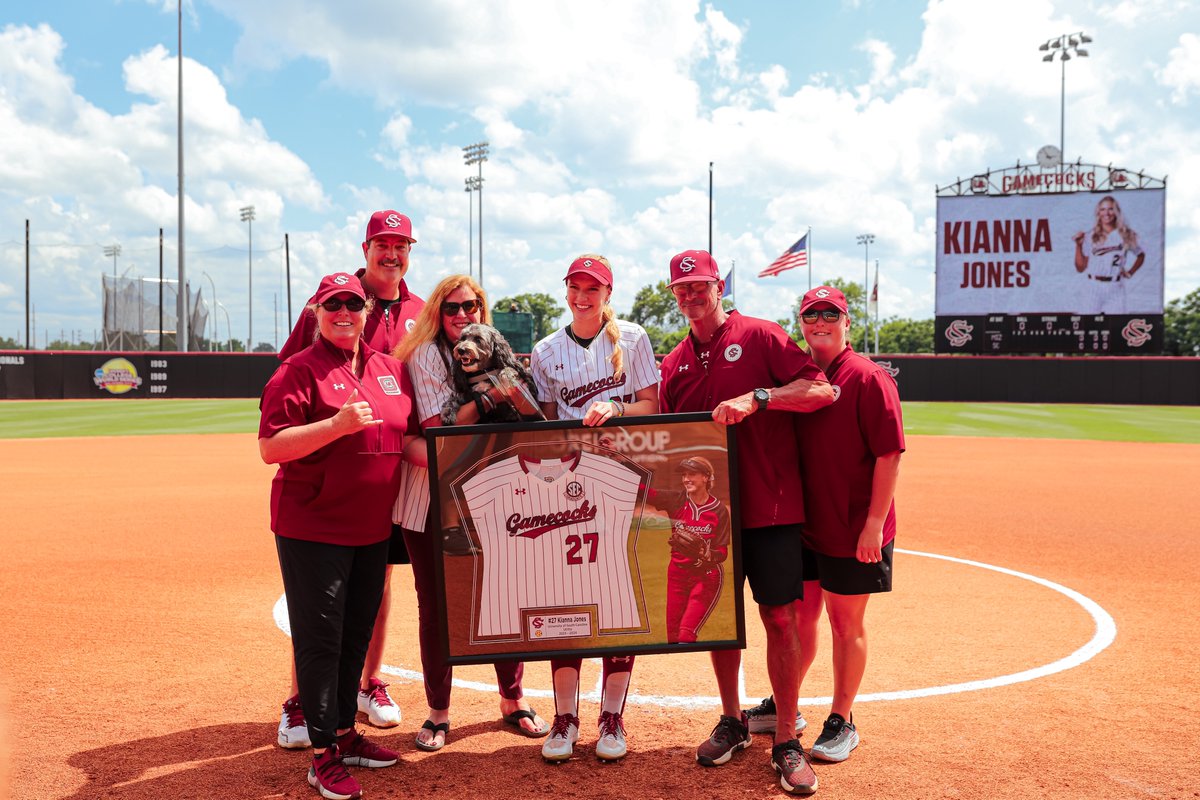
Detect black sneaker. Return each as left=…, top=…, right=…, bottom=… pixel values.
left=745, top=695, right=807, bottom=734
left=810, top=712, right=858, bottom=762
left=696, top=712, right=752, bottom=766
left=772, top=738, right=818, bottom=795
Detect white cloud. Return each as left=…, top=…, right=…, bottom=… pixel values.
left=1158, top=32, right=1200, bottom=103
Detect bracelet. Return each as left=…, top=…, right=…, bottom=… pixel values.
left=609, top=397, right=625, bottom=417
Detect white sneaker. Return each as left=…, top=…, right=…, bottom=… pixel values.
left=595, top=711, right=627, bottom=761
left=541, top=714, right=580, bottom=762
left=357, top=678, right=401, bottom=727
left=278, top=694, right=311, bottom=749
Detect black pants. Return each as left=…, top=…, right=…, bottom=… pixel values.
left=275, top=535, right=389, bottom=748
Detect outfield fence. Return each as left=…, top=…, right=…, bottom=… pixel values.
left=1, top=351, right=1197, bottom=404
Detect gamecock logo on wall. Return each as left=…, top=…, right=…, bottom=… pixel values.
left=1121, top=318, right=1153, bottom=348
left=945, top=320, right=974, bottom=348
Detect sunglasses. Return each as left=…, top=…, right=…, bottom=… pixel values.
left=321, top=297, right=366, bottom=312
left=670, top=281, right=716, bottom=297
left=800, top=309, right=842, bottom=324
left=441, top=299, right=482, bottom=316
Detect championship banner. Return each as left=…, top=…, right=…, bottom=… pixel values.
left=427, top=413, right=745, bottom=665
left=936, top=189, right=1165, bottom=316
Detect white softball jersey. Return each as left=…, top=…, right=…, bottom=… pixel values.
left=1082, top=230, right=1141, bottom=314
left=531, top=320, right=660, bottom=420
left=459, top=449, right=647, bottom=640
left=392, top=341, right=452, bottom=530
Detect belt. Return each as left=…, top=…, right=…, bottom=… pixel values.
left=1088, top=274, right=1118, bottom=282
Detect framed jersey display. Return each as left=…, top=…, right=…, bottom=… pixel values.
left=427, top=412, right=745, bottom=665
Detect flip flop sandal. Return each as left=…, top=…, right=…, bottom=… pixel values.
left=414, top=719, right=449, bottom=751
left=502, top=708, right=551, bottom=738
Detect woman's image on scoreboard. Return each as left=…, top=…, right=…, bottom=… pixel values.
left=1072, top=194, right=1146, bottom=314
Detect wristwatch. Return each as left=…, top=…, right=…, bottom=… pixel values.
left=753, top=387, right=771, bottom=411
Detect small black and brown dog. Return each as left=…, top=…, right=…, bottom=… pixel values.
left=440, top=323, right=542, bottom=425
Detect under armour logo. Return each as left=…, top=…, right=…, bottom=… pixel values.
left=333, top=274, right=349, bottom=285
left=678, top=364, right=690, bottom=372
left=679, top=256, right=696, bottom=273
left=700, top=350, right=710, bottom=360
left=333, top=383, right=345, bottom=390
left=815, top=288, right=830, bottom=298
left=384, top=213, right=404, bottom=228
left=514, top=488, right=527, bottom=495
left=555, top=363, right=564, bottom=371
left=583, top=259, right=592, bottom=267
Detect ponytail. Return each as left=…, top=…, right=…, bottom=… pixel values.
left=601, top=304, right=624, bottom=379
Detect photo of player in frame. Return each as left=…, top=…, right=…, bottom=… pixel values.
left=427, top=412, right=745, bottom=665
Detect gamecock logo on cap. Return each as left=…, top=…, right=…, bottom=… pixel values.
left=384, top=213, right=404, bottom=228
left=945, top=319, right=974, bottom=348
left=815, top=288, right=830, bottom=298
left=334, top=274, right=349, bottom=285
left=1121, top=318, right=1153, bottom=347
left=680, top=257, right=696, bottom=273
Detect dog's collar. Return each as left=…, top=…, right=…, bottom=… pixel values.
left=466, top=369, right=502, bottom=387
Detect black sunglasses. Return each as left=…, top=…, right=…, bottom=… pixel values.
left=321, top=297, right=366, bottom=312
left=441, top=299, right=482, bottom=316
left=800, top=309, right=842, bottom=324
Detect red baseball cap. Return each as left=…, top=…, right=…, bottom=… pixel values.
left=799, top=285, right=849, bottom=315
left=564, top=254, right=613, bottom=287
left=364, top=210, right=416, bottom=244
left=668, top=250, right=720, bottom=286
left=314, top=272, right=367, bottom=303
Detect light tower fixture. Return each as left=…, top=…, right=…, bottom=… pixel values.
left=462, top=141, right=489, bottom=291
left=1038, top=31, right=1092, bottom=165
left=240, top=205, right=256, bottom=350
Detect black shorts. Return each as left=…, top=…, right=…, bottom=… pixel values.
left=387, top=523, right=411, bottom=565
left=801, top=542, right=893, bottom=595
left=741, top=524, right=806, bottom=606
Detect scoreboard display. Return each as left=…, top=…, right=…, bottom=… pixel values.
left=936, top=313, right=1162, bottom=354
left=934, top=181, right=1165, bottom=354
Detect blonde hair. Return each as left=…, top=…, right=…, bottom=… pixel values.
left=393, top=274, right=490, bottom=362
left=1091, top=195, right=1140, bottom=250
left=572, top=253, right=623, bottom=379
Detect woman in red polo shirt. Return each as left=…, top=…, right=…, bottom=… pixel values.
left=259, top=272, right=419, bottom=800
left=794, top=285, right=904, bottom=764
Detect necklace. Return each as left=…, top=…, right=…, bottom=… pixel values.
left=566, top=325, right=598, bottom=348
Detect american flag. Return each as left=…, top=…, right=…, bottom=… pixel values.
left=758, top=234, right=808, bottom=277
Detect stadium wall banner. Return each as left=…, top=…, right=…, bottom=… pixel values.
left=427, top=413, right=745, bottom=665
left=936, top=189, right=1165, bottom=317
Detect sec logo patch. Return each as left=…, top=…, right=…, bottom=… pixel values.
left=831, top=384, right=842, bottom=402
left=723, top=344, right=742, bottom=362
left=406, top=319, right=416, bottom=332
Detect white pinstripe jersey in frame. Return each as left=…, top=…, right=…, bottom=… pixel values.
left=459, top=449, right=647, bottom=641
left=530, top=320, right=659, bottom=420
left=391, top=340, right=454, bottom=530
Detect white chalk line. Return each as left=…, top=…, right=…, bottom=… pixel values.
left=272, top=547, right=1117, bottom=709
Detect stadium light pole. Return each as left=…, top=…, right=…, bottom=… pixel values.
left=1039, top=31, right=1091, bottom=164
left=464, top=177, right=478, bottom=277
left=856, top=233, right=874, bottom=353
left=201, top=271, right=218, bottom=350
left=240, top=205, right=255, bottom=350
left=216, top=301, right=232, bottom=353
left=104, top=245, right=121, bottom=349
left=462, top=142, right=488, bottom=291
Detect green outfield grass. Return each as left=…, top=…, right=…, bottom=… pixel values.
left=0, top=399, right=1197, bottom=443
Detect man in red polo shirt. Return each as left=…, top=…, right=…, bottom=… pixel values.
left=792, top=285, right=904, bottom=763
left=276, top=211, right=426, bottom=748
left=659, top=250, right=834, bottom=795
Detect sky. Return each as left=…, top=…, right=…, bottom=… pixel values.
left=1, top=0, right=1198, bottom=349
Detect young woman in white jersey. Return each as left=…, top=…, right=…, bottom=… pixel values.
left=1072, top=195, right=1145, bottom=314
left=530, top=254, right=661, bottom=762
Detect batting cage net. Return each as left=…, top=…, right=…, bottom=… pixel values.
left=101, top=275, right=208, bottom=351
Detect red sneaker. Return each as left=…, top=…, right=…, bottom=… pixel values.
left=308, top=745, right=361, bottom=800
left=337, top=729, right=399, bottom=768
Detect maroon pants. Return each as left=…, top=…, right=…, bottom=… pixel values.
left=665, top=561, right=723, bottom=643
left=402, top=524, right=523, bottom=709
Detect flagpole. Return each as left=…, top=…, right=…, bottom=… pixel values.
left=708, top=161, right=713, bottom=257
left=731, top=260, right=735, bottom=306
left=874, top=259, right=880, bottom=354
left=807, top=226, right=812, bottom=290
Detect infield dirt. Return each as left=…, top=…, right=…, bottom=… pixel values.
left=1, top=434, right=1197, bottom=799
